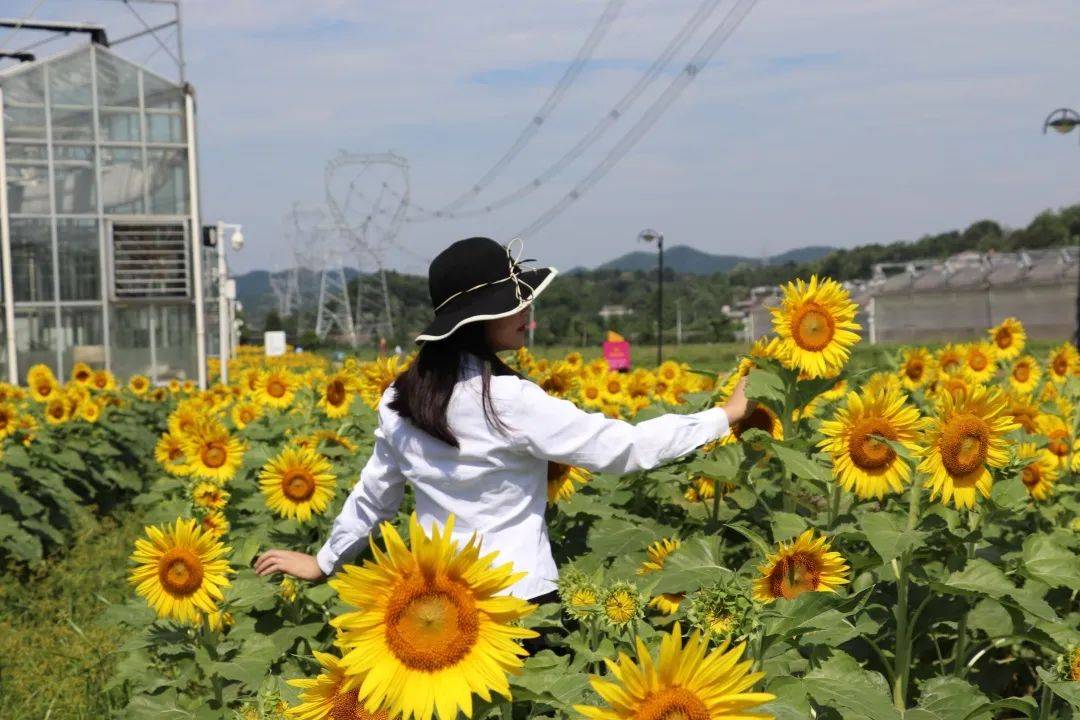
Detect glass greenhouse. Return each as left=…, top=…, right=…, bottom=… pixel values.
left=0, top=43, right=206, bottom=386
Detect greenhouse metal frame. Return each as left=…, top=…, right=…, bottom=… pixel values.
left=0, top=42, right=207, bottom=387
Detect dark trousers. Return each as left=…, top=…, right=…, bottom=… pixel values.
left=523, top=590, right=561, bottom=656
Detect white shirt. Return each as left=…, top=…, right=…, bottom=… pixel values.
left=316, top=357, right=731, bottom=599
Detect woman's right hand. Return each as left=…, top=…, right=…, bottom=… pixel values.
left=254, top=549, right=326, bottom=582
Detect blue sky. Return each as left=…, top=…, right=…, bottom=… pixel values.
left=3, top=1, right=1079, bottom=275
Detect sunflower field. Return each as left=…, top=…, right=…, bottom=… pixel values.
left=2, top=276, right=1079, bottom=720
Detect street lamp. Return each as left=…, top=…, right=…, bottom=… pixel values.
left=638, top=228, right=664, bottom=365
left=1042, top=108, right=1080, bottom=346
left=215, top=221, right=244, bottom=384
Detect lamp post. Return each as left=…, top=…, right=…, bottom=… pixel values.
left=214, top=221, right=244, bottom=384
left=638, top=228, right=664, bottom=365
left=1042, top=108, right=1080, bottom=346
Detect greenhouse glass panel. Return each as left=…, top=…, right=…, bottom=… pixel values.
left=14, top=307, right=58, bottom=377
left=143, top=72, right=184, bottom=111
left=9, top=218, right=53, bottom=302
left=99, top=109, right=141, bottom=142
left=95, top=52, right=140, bottom=108
left=48, top=51, right=93, bottom=107
left=60, top=305, right=105, bottom=377
left=53, top=145, right=96, bottom=214
left=3, top=105, right=46, bottom=140
left=57, top=219, right=100, bottom=301
left=5, top=143, right=46, bottom=162
left=51, top=107, right=93, bottom=142
left=3, top=66, right=44, bottom=105
left=147, top=149, right=188, bottom=214
left=146, top=113, right=184, bottom=144
left=101, top=146, right=145, bottom=214
left=6, top=161, right=50, bottom=214
left=110, top=304, right=196, bottom=382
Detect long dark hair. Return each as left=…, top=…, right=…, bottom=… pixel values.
left=388, top=323, right=520, bottom=447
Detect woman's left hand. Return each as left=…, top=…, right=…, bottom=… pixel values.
left=253, top=549, right=326, bottom=581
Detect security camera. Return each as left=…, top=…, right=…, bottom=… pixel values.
left=231, top=230, right=245, bottom=251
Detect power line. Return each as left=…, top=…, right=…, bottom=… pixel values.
left=516, top=0, right=759, bottom=239
left=414, top=0, right=626, bottom=218
left=402, top=0, right=730, bottom=223
left=0, top=0, right=50, bottom=52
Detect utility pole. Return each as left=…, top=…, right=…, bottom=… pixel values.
left=638, top=228, right=664, bottom=365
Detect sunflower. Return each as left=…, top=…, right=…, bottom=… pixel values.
left=90, top=369, right=117, bottom=392
left=259, top=446, right=337, bottom=522
left=78, top=401, right=102, bottom=423
left=577, top=375, right=607, bottom=410
left=255, top=368, right=299, bottom=409
left=1016, top=443, right=1058, bottom=501
left=280, top=577, right=299, bottom=602
left=128, top=517, right=232, bottom=624
left=205, top=609, right=233, bottom=633
left=330, top=514, right=537, bottom=720
left=357, top=356, right=409, bottom=410
left=155, top=432, right=191, bottom=475
left=936, top=344, right=966, bottom=375
left=918, top=385, right=1018, bottom=510
left=686, top=580, right=755, bottom=642
left=558, top=568, right=601, bottom=622
left=636, top=537, right=680, bottom=576
left=988, top=317, right=1026, bottom=361
left=192, top=481, right=230, bottom=509
left=287, top=651, right=392, bottom=720
left=0, top=403, right=17, bottom=440
left=44, top=397, right=70, bottom=425
left=656, top=360, right=683, bottom=387
left=898, top=347, right=935, bottom=391
left=601, top=372, right=629, bottom=404
left=70, top=362, right=94, bottom=386
left=538, top=361, right=577, bottom=397
left=1004, top=392, right=1040, bottom=434
left=601, top=581, right=644, bottom=629
left=168, top=401, right=210, bottom=439
left=722, top=403, right=784, bottom=447
left=769, top=275, right=861, bottom=379
left=1070, top=647, right=1080, bottom=682
left=962, top=342, right=997, bottom=384
left=181, top=421, right=246, bottom=482
left=128, top=374, right=150, bottom=396
left=752, top=530, right=850, bottom=604
left=683, top=474, right=737, bottom=503
left=1047, top=342, right=1080, bottom=384
left=1036, top=414, right=1080, bottom=471
left=865, top=371, right=903, bottom=399
left=230, top=400, right=263, bottom=429
left=647, top=593, right=684, bottom=616
left=573, top=622, right=774, bottom=720
left=547, top=462, right=591, bottom=503
left=27, top=365, right=58, bottom=402
left=1007, top=355, right=1041, bottom=395
left=818, top=386, right=925, bottom=500
left=319, top=371, right=356, bottom=419
left=199, top=510, right=230, bottom=538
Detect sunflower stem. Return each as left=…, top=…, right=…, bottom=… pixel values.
left=828, top=484, right=842, bottom=528
left=1037, top=680, right=1053, bottom=720
left=892, top=478, right=922, bottom=710
left=709, top=479, right=723, bottom=532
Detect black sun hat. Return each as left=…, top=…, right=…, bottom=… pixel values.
left=416, top=237, right=557, bottom=343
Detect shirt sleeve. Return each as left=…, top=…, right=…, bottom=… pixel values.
left=315, top=421, right=406, bottom=576
left=503, top=379, right=730, bottom=474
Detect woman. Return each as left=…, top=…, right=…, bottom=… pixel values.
left=254, top=236, right=749, bottom=603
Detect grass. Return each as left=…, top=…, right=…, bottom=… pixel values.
left=0, top=511, right=144, bottom=719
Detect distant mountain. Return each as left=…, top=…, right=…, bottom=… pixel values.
left=596, top=244, right=836, bottom=274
